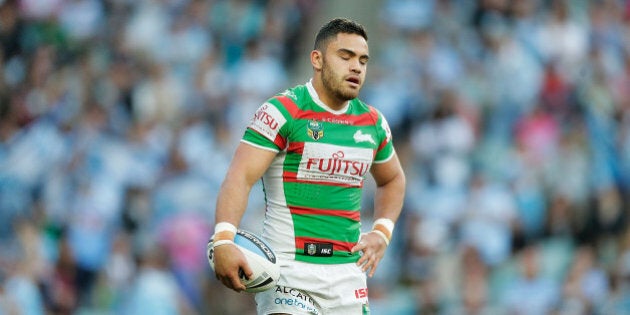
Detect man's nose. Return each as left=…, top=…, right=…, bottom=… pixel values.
left=350, top=59, right=362, bottom=73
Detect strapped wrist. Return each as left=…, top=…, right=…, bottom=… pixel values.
left=371, top=218, right=395, bottom=246
left=370, top=229, right=390, bottom=246
left=213, top=222, right=237, bottom=241
left=212, top=239, right=234, bottom=247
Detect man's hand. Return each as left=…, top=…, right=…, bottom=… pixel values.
left=213, top=244, right=253, bottom=292
left=350, top=231, right=388, bottom=278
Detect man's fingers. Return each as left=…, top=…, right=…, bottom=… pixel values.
left=361, top=260, right=379, bottom=277
left=356, top=254, right=367, bottom=268
left=358, top=252, right=382, bottom=277
left=353, top=234, right=386, bottom=276
left=240, top=265, right=254, bottom=281
left=230, top=275, right=246, bottom=291
left=361, top=254, right=374, bottom=271
left=353, top=239, right=373, bottom=268
left=368, top=259, right=380, bottom=278
left=351, top=240, right=366, bottom=253
left=214, top=245, right=253, bottom=292
left=218, top=270, right=247, bottom=292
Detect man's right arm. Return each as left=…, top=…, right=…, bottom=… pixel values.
left=213, top=142, right=277, bottom=292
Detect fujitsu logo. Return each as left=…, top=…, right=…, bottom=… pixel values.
left=254, top=104, right=279, bottom=130
left=305, top=151, right=370, bottom=176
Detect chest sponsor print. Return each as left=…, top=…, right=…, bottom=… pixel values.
left=298, top=142, right=372, bottom=186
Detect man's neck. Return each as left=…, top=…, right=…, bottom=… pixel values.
left=311, top=77, right=347, bottom=111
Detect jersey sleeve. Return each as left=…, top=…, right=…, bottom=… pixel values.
left=373, top=108, right=395, bottom=163
left=241, top=100, right=290, bottom=152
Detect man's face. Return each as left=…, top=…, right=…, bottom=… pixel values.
left=320, top=33, right=369, bottom=102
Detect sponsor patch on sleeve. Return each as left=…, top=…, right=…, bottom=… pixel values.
left=248, top=103, right=287, bottom=142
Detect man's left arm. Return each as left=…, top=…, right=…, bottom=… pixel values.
left=351, top=152, right=406, bottom=277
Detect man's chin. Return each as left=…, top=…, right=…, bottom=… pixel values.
left=338, top=89, right=360, bottom=101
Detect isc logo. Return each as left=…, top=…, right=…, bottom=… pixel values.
left=321, top=248, right=331, bottom=255
left=354, top=288, right=368, bottom=299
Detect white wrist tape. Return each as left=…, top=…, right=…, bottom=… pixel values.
left=371, top=218, right=395, bottom=246
left=370, top=229, right=390, bottom=246
left=213, top=222, right=237, bottom=241
left=215, top=222, right=237, bottom=234
left=372, top=218, right=395, bottom=234
left=212, top=239, right=234, bottom=247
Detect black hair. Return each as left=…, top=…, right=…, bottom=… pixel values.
left=313, top=18, right=368, bottom=51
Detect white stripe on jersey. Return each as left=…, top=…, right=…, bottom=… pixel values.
left=261, top=151, right=296, bottom=259
left=240, top=139, right=280, bottom=153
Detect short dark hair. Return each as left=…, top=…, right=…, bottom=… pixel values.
left=313, top=18, right=368, bottom=51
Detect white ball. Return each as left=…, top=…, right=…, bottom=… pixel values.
left=207, top=229, right=280, bottom=293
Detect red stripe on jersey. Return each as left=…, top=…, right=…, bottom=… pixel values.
left=283, top=171, right=298, bottom=181
left=368, top=106, right=389, bottom=152
left=282, top=172, right=363, bottom=188
left=289, top=206, right=360, bottom=221
left=295, top=236, right=356, bottom=254
left=276, top=95, right=300, bottom=117
left=247, top=128, right=287, bottom=150
left=276, top=95, right=377, bottom=126
left=274, top=133, right=287, bottom=149
left=287, top=142, right=304, bottom=154
left=377, top=139, right=387, bottom=152
left=368, top=106, right=380, bottom=121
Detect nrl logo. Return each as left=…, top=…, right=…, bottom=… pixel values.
left=353, top=130, right=375, bottom=145
left=307, top=243, right=317, bottom=256
left=307, top=120, right=324, bottom=141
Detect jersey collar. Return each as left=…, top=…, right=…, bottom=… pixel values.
left=306, top=79, right=350, bottom=115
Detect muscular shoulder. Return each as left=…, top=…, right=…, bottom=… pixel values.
left=348, top=99, right=382, bottom=126
left=276, top=84, right=307, bottom=104
left=272, top=84, right=311, bottom=111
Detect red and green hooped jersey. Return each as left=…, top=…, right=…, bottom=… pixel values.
left=242, top=81, right=395, bottom=264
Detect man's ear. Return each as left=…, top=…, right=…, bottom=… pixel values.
left=311, top=50, right=323, bottom=71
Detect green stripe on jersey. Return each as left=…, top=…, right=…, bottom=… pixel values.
left=283, top=182, right=361, bottom=210
left=289, top=121, right=378, bottom=149
left=292, top=214, right=360, bottom=241
left=243, top=128, right=278, bottom=151
left=295, top=251, right=360, bottom=264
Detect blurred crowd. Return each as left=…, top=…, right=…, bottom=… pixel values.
left=1, top=0, right=630, bottom=314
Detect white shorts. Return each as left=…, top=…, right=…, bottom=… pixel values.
left=255, top=260, right=370, bottom=315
